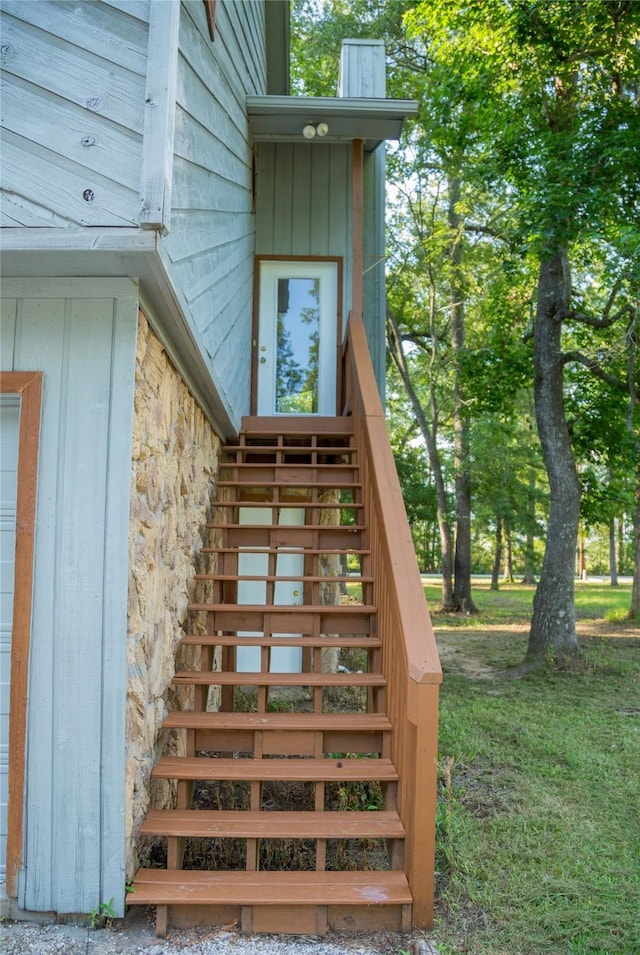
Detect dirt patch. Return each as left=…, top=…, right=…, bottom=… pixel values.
left=434, top=618, right=640, bottom=680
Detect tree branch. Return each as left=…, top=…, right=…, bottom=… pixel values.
left=569, top=278, right=632, bottom=329
left=464, top=222, right=508, bottom=242
left=563, top=350, right=626, bottom=390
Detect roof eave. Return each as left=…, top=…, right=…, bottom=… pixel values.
left=247, top=95, right=419, bottom=150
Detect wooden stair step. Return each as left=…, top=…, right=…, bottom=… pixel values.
left=225, top=443, right=356, bottom=454
left=193, top=574, right=372, bottom=584
left=152, top=756, right=398, bottom=782
left=189, top=602, right=375, bottom=614
left=129, top=868, right=411, bottom=907
left=163, top=711, right=391, bottom=731
left=220, top=463, right=358, bottom=472
left=210, top=501, right=363, bottom=510
left=201, top=547, right=370, bottom=556
left=172, top=671, right=385, bottom=687
left=216, top=480, right=362, bottom=489
left=187, top=604, right=375, bottom=632
left=205, top=528, right=367, bottom=537
left=223, top=458, right=356, bottom=469
left=179, top=634, right=380, bottom=648
left=239, top=415, right=354, bottom=435
left=219, top=479, right=360, bottom=493
left=140, top=809, right=404, bottom=839
left=164, top=710, right=389, bottom=758
left=213, top=527, right=364, bottom=548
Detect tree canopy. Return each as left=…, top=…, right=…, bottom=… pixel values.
left=291, top=0, right=640, bottom=647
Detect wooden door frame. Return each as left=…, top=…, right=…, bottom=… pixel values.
left=251, top=256, right=343, bottom=416
left=0, top=371, right=43, bottom=898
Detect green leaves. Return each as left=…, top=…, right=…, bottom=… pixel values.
left=290, top=0, right=639, bottom=606
left=406, top=0, right=640, bottom=252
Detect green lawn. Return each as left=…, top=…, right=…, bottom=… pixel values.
left=423, top=581, right=640, bottom=955
left=422, top=577, right=634, bottom=624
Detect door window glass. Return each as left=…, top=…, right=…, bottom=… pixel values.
left=276, top=278, right=320, bottom=413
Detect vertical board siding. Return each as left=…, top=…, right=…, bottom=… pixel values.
left=255, top=142, right=352, bottom=313
left=0, top=2, right=148, bottom=227
left=338, top=40, right=386, bottom=98
left=1, top=279, right=138, bottom=916
left=255, top=143, right=351, bottom=255
left=162, top=0, right=266, bottom=428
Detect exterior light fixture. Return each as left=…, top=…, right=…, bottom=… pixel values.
left=302, top=122, right=330, bottom=139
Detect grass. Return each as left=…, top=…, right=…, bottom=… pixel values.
left=427, top=580, right=640, bottom=955
left=423, top=578, right=635, bottom=626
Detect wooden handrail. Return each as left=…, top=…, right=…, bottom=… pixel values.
left=341, top=314, right=441, bottom=928
left=342, top=316, right=441, bottom=683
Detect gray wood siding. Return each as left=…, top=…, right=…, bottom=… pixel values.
left=254, top=142, right=352, bottom=316
left=255, top=141, right=386, bottom=396
left=0, top=1, right=149, bottom=227
left=161, top=0, right=267, bottom=427
left=0, top=279, right=138, bottom=917
left=1, top=0, right=274, bottom=429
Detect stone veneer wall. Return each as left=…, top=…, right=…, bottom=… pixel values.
left=125, top=311, right=222, bottom=877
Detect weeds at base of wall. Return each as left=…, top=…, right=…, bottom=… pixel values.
left=89, top=899, right=117, bottom=930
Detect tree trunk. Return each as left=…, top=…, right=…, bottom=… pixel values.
left=491, top=516, right=502, bottom=590
left=503, top=520, right=514, bottom=582
left=625, top=312, right=639, bottom=621
left=618, top=516, right=625, bottom=576
left=449, top=175, right=477, bottom=614
left=578, top=524, right=587, bottom=580
left=609, top=515, right=618, bottom=586
left=631, top=490, right=640, bottom=622
left=387, top=310, right=454, bottom=608
left=526, top=248, right=581, bottom=664
left=521, top=467, right=537, bottom=584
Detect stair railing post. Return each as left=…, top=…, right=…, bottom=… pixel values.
left=405, top=679, right=439, bottom=927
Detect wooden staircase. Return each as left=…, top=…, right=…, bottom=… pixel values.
left=128, top=416, right=415, bottom=935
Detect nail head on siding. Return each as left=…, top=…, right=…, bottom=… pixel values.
left=81, top=136, right=96, bottom=147
left=83, top=189, right=95, bottom=203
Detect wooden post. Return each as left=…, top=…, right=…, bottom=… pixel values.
left=406, top=681, right=439, bottom=927
left=352, top=139, right=364, bottom=321
left=0, top=372, right=43, bottom=899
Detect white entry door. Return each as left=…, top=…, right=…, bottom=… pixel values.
left=257, top=260, right=338, bottom=416
left=0, top=398, right=20, bottom=889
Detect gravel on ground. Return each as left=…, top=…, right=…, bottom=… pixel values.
left=0, top=909, right=439, bottom=955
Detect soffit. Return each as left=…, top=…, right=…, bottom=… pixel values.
left=247, top=95, right=418, bottom=151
